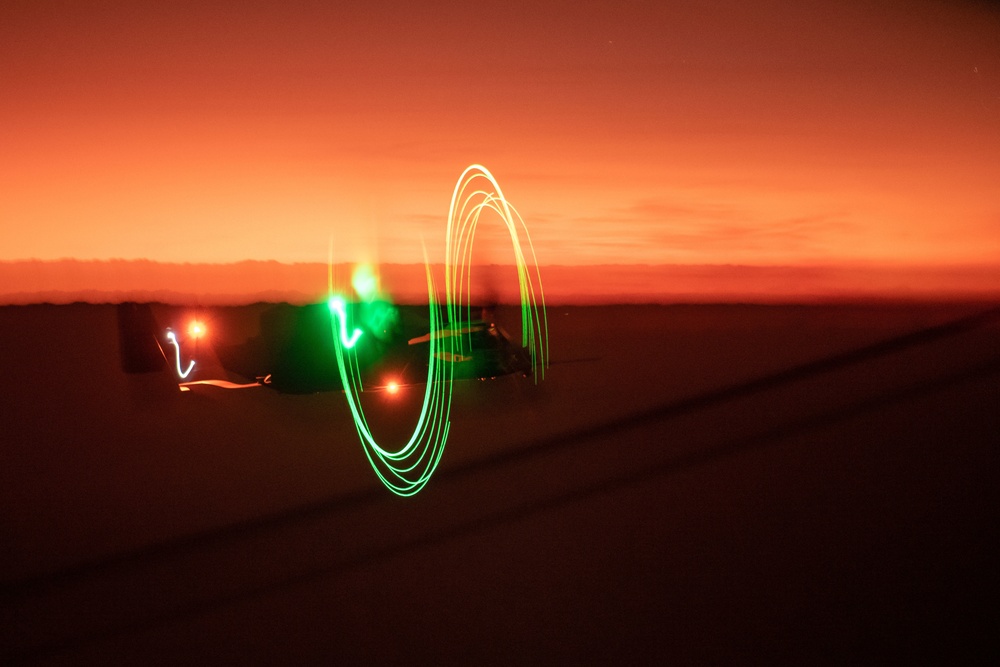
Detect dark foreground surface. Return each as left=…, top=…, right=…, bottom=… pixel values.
left=1, top=302, right=999, bottom=665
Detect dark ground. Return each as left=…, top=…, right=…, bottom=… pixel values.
left=1, top=302, right=998, bottom=665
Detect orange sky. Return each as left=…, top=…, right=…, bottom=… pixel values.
left=1, top=0, right=998, bottom=273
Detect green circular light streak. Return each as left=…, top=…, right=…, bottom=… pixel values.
left=330, top=165, right=549, bottom=496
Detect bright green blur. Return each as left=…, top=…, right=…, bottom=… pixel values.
left=327, top=296, right=363, bottom=348
left=351, top=264, right=379, bottom=302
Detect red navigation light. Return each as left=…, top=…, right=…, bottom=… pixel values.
left=188, top=320, right=207, bottom=339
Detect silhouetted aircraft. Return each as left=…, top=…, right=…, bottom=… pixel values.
left=118, top=301, right=533, bottom=394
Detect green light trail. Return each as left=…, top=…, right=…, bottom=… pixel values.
left=327, top=296, right=363, bottom=349
left=329, top=165, right=548, bottom=496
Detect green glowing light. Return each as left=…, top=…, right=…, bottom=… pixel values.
left=351, top=264, right=379, bottom=302
left=328, top=164, right=548, bottom=496
left=327, top=296, right=363, bottom=348
left=331, top=263, right=453, bottom=496
left=359, top=298, right=399, bottom=343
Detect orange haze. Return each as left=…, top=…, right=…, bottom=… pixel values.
left=1, top=1, right=998, bottom=300
left=2, top=260, right=999, bottom=305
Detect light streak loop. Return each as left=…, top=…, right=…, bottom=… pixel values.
left=329, top=165, right=548, bottom=496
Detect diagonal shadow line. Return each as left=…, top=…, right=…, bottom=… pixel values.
left=440, top=304, right=1000, bottom=475
left=4, top=304, right=1000, bottom=599
left=11, top=352, right=1000, bottom=665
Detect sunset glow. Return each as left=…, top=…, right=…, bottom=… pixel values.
left=1, top=1, right=998, bottom=300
